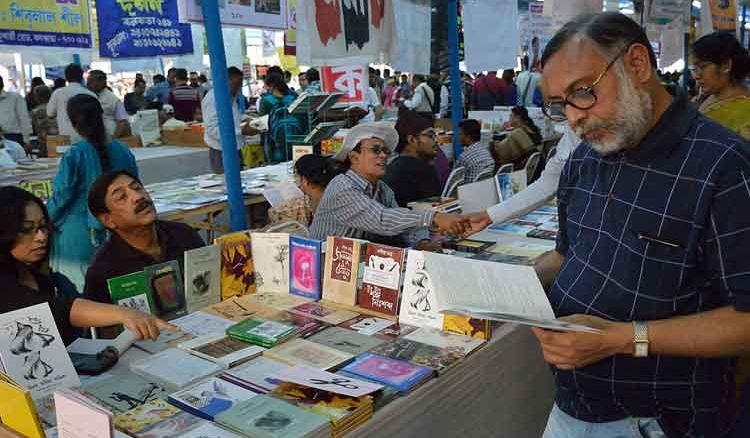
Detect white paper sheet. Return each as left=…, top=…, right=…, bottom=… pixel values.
left=458, top=178, right=500, bottom=214
left=262, top=182, right=304, bottom=208
left=170, top=312, right=234, bottom=338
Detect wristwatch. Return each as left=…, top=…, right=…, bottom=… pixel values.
left=633, top=321, right=649, bottom=358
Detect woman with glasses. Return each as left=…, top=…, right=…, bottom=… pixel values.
left=692, top=32, right=750, bottom=141
left=0, top=186, right=172, bottom=344
left=46, top=94, right=138, bottom=290
left=267, top=154, right=338, bottom=227
left=491, top=106, right=543, bottom=169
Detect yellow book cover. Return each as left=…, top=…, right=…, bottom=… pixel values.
left=443, top=315, right=491, bottom=340
left=0, top=374, right=44, bottom=438
left=322, top=237, right=362, bottom=307
left=114, top=398, right=182, bottom=434
left=215, top=231, right=256, bottom=300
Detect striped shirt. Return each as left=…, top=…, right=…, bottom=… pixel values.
left=310, top=170, right=434, bottom=246
left=457, top=141, right=494, bottom=182
left=552, top=94, right=750, bottom=437
left=168, top=85, right=201, bottom=122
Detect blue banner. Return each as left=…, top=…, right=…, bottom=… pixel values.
left=96, top=0, right=193, bottom=58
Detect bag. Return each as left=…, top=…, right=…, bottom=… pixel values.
left=265, top=94, right=303, bottom=162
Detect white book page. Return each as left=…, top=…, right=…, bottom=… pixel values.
left=170, top=312, right=234, bottom=337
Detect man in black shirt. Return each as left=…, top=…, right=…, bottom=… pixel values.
left=382, top=112, right=442, bottom=207
left=83, top=170, right=205, bottom=306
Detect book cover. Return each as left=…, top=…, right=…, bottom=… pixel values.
left=322, top=237, right=361, bottom=306
left=0, top=373, right=45, bottom=438
left=338, top=315, right=395, bottom=336
left=134, top=330, right=192, bottom=355
left=306, top=327, right=385, bottom=357
left=251, top=233, right=291, bottom=295
left=291, top=145, right=313, bottom=164
left=54, top=388, right=113, bottom=438
left=145, top=261, right=187, bottom=320
left=397, top=250, right=444, bottom=330
left=129, top=349, right=225, bottom=391
left=263, top=338, right=354, bottom=370
left=215, top=231, right=256, bottom=300
left=370, top=338, right=464, bottom=375
left=0, top=303, right=80, bottom=401
left=404, top=327, right=485, bottom=355
left=202, top=295, right=281, bottom=323
left=340, top=353, right=433, bottom=394
left=82, top=374, right=167, bottom=413
left=170, top=311, right=235, bottom=338
left=107, top=271, right=155, bottom=315
left=336, top=370, right=399, bottom=412
left=168, top=377, right=260, bottom=421
left=289, top=302, right=359, bottom=326
left=179, top=422, right=244, bottom=438
left=226, top=318, right=298, bottom=348
left=183, top=245, right=221, bottom=314
left=270, top=382, right=372, bottom=424
left=273, top=365, right=383, bottom=398
left=113, top=398, right=182, bottom=435
left=442, top=315, right=492, bottom=341
left=527, top=228, right=558, bottom=241
left=178, top=334, right=265, bottom=367
left=136, top=411, right=206, bottom=438
left=372, top=323, right=419, bottom=340
left=215, top=395, right=330, bottom=438
left=224, top=357, right=292, bottom=393
left=246, top=293, right=312, bottom=311
left=289, top=237, right=323, bottom=300
left=264, top=311, right=329, bottom=339
left=358, top=243, right=404, bottom=315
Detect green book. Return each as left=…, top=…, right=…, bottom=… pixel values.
left=107, top=271, right=156, bottom=315
left=226, top=318, right=298, bottom=348
left=216, top=395, right=330, bottom=438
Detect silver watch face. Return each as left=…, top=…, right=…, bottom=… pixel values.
left=635, top=343, right=648, bottom=357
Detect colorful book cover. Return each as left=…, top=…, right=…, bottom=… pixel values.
left=270, top=382, right=372, bottom=424
left=136, top=411, right=206, bottom=438
left=215, top=395, right=330, bottom=438
left=322, top=236, right=362, bottom=306
left=370, top=338, right=464, bottom=375
left=183, top=245, right=221, bottom=314
left=224, top=357, right=292, bottom=393
left=340, top=353, right=433, bottom=394
left=373, top=322, right=419, bottom=340
left=226, top=318, right=298, bottom=348
left=336, top=370, right=400, bottom=412
left=107, top=271, right=155, bottom=315
left=82, top=373, right=168, bottom=413
left=442, top=315, right=492, bottom=341
left=178, top=334, right=265, bottom=367
left=263, top=338, right=354, bottom=370
left=144, top=260, right=186, bottom=320
left=488, top=221, right=536, bottom=235
left=290, top=302, right=359, bottom=326
left=0, top=303, right=80, bottom=401
left=397, top=250, right=444, bottom=330
left=168, top=377, right=260, bottom=421
left=113, top=398, right=182, bottom=434
left=215, top=231, right=256, bottom=301
left=358, top=243, right=404, bottom=316
left=289, top=236, right=323, bottom=300
left=251, top=233, right=291, bottom=295
left=0, top=373, right=45, bottom=438
left=264, top=311, right=329, bottom=339
left=527, top=228, right=558, bottom=241
left=306, top=327, right=385, bottom=356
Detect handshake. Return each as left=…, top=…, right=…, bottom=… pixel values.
left=432, top=211, right=494, bottom=237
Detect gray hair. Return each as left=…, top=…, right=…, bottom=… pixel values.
left=541, top=12, right=657, bottom=70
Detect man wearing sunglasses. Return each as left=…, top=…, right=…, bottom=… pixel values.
left=530, top=12, right=750, bottom=438
left=310, top=122, right=467, bottom=245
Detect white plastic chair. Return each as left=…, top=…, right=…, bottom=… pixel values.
left=524, top=151, right=543, bottom=185
left=495, top=163, right=513, bottom=175
left=441, top=166, right=466, bottom=198
left=473, top=167, right=495, bottom=182
left=546, top=146, right=557, bottom=162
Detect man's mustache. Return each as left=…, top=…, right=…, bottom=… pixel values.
left=135, top=199, right=153, bottom=214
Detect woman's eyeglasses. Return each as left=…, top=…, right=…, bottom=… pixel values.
left=19, top=222, right=50, bottom=237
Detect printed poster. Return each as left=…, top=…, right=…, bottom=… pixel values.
left=0, top=0, right=92, bottom=48
left=321, top=65, right=367, bottom=105
left=178, top=0, right=288, bottom=30
left=708, top=0, right=737, bottom=33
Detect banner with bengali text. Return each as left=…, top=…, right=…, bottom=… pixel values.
left=97, top=0, right=193, bottom=58
left=0, top=0, right=92, bottom=48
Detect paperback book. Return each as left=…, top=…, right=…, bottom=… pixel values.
left=134, top=330, right=191, bottom=355
left=215, top=230, right=256, bottom=300
left=82, top=374, right=168, bottom=413
left=340, top=353, right=433, bottom=394
left=246, top=292, right=313, bottom=311
left=178, top=334, right=266, bottom=367
left=397, top=250, right=444, bottom=330
left=289, top=236, right=323, bottom=300
left=306, top=327, right=385, bottom=356
left=289, top=302, right=359, bottom=326
left=107, top=271, right=155, bottom=315
left=144, top=260, right=186, bottom=320
left=183, top=245, right=221, bottom=314
left=403, top=327, right=485, bottom=355
left=168, top=377, right=260, bottom=420
left=135, top=411, right=206, bottom=438
left=358, top=243, right=404, bottom=316
left=337, top=315, right=395, bottom=336
left=215, top=395, right=330, bottom=438
left=54, top=388, right=113, bottom=438
left=336, top=370, right=399, bottom=412
left=263, top=338, right=354, bottom=370
left=370, top=338, right=464, bottom=375
left=170, top=311, right=235, bottom=338
left=224, top=357, right=292, bottom=393
left=202, top=295, right=280, bottom=323
left=113, top=398, right=182, bottom=435
left=264, top=311, right=329, bottom=339
left=226, top=318, right=298, bottom=348
left=269, top=382, right=373, bottom=426
left=0, top=372, right=45, bottom=438
left=272, top=365, right=383, bottom=398
left=129, top=348, right=226, bottom=391
left=251, top=233, right=291, bottom=295
left=321, top=237, right=362, bottom=306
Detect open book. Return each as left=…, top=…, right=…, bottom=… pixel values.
left=421, top=252, right=600, bottom=334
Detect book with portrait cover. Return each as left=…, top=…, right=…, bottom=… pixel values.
left=107, top=271, right=156, bottom=315
left=214, top=231, right=256, bottom=300
left=251, top=233, right=291, bottom=295
left=183, top=245, right=221, bottom=314
left=167, top=376, right=261, bottom=421
left=358, top=243, right=404, bottom=316
left=289, top=236, right=323, bottom=300
left=321, top=237, right=362, bottom=306
left=340, top=352, right=433, bottom=394
left=144, top=260, right=186, bottom=320
left=215, top=395, right=330, bottom=438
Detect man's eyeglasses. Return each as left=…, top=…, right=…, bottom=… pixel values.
left=542, top=42, right=634, bottom=122
left=419, top=131, right=437, bottom=140
left=359, top=144, right=390, bottom=156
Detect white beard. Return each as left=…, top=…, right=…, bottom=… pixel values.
left=574, top=66, right=653, bottom=156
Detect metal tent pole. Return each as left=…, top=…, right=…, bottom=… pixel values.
left=448, top=0, right=463, bottom=159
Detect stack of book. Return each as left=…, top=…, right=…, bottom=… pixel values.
left=369, top=338, right=464, bottom=376
left=216, top=395, right=331, bottom=438
left=263, top=339, right=354, bottom=370
left=226, top=317, right=299, bottom=348
left=341, top=352, right=434, bottom=395
left=129, top=348, right=225, bottom=391
left=407, top=196, right=461, bottom=213
left=270, top=382, right=373, bottom=438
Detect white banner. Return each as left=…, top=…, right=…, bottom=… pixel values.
left=388, top=0, right=431, bottom=74
left=463, top=0, right=519, bottom=72
left=543, top=0, right=603, bottom=32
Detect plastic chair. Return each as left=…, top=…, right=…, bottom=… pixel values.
left=441, top=166, right=466, bottom=198
left=524, top=151, right=543, bottom=185
left=496, top=163, right=514, bottom=175
left=264, top=221, right=310, bottom=237
left=546, top=146, right=557, bottom=163
left=473, top=167, right=495, bottom=182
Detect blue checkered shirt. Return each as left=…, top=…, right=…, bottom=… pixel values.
left=457, top=141, right=495, bottom=182
left=551, top=95, right=750, bottom=437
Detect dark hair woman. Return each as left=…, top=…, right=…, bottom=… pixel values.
left=491, top=106, right=543, bottom=168
left=0, top=187, right=171, bottom=344
left=259, top=73, right=301, bottom=163
left=692, top=32, right=750, bottom=141
left=46, top=94, right=139, bottom=290
left=268, top=154, right=337, bottom=226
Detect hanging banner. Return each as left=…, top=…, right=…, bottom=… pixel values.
left=321, top=65, right=367, bottom=105
left=708, top=0, right=738, bottom=33
left=463, top=0, right=518, bottom=72
left=0, top=0, right=92, bottom=48
left=178, top=0, right=288, bottom=30
left=543, top=0, right=602, bottom=33
left=284, top=0, right=297, bottom=55
left=645, top=0, right=691, bottom=26
left=97, top=0, right=193, bottom=58
left=527, top=2, right=553, bottom=71
left=389, top=0, right=430, bottom=74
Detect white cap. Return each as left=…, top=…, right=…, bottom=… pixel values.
left=162, top=103, right=175, bottom=114
left=333, top=121, right=398, bottom=162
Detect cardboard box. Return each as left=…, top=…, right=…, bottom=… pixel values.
left=161, top=128, right=208, bottom=147
left=45, top=135, right=70, bottom=157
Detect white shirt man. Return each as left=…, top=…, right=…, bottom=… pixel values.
left=354, top=87, right=384, bottom=124
left=96, top=88, right=129, bottom=137
left=403, top=81, right=435, bottom=114
left=46, top=82, right=96, bottom=137
left=202, top=88, right=244, bottom=153
left=0, top=89, right=32, bottom=144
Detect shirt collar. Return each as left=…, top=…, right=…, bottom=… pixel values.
left=624, top=92, right=697, bottom=163
left=108, top=221, right=170, bottom=262
left=345, top=169, right=378, bottom=197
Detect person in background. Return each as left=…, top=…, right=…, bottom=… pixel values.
left=0, top=187, right=173, bottom=344
left=382, top=77, right=398, bottom=109
left=46, top=94, right=138, bottom=290
left=25, top=77, right=44, bottom=111
left=84, top=171, right=205, bottom=312
left=124, top=78, right=148, bottom=115
left=0, top=75, right=32, bottom=149
left=168, top=68, right=201, bottom=122
left=502, top=69, right=518, bottom=106
left=30, top=85, right=57, bottom=156
left=198, top=74, right=211, bottom=98
left=259, top=72, right=299, bottom=162
left=166, top=67, right=177, bottom=88
left=304, top=68, right=321, bottom=93
left=491, top=106, right=542, bottom=169
left=369, top=68, right=383, bottom=101
left=189, top=71, right=200, bottom=88
left=298, top=71, right=309, bottom=92
left=87, top=70, right=131, bottom=138
left=397, top=73, right=412, bottom=100
left=202, top=67, right=258, bottom=173
left=383, top=111, right=441, bottom=207
left=456, top=119, right=494, bottom=182
left=160, top=104, right=187, bottom=130
left=354, top=75, right=384, bottom=123
left=284, top=70, right=295, bottom=92
left=52, top=78, right=66, bottom=93
left=145, top=74, right=170, bottom=105
left=310, top=122, right=468, bottom=246
left=0, top=126, right=28, bottom=167
left=268, top=154, right=337, bottom=226
left=402, top=75, right=435, bottom=120
left=692, top=32, right=750, bottom=141
left=47, top=64, right=97, bottom=140
left=471, top=70, right=506, bottom=111
left=516, top=68, right=543, bottom=107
